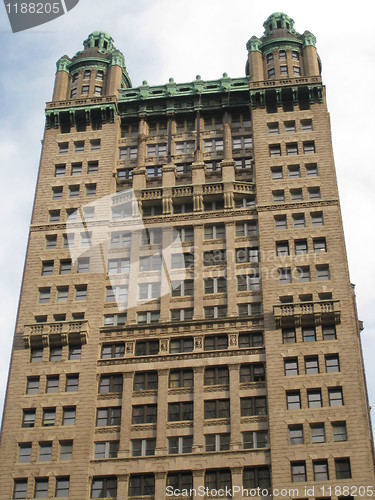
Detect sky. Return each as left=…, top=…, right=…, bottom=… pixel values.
left=0, top=0, right=374, bottom=429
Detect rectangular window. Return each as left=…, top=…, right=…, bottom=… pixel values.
left=278, top=268, right=292, bottom=284
left=293, top=213, right=306, bottom=228
left=91, top=477, right=117, bottom=499
left=268, top=68, right=275, bottom=79
left=284, top=120, right=296, bottom=133
left=329, top=387, right=344, bottom=406
left=243, top=467, right=270, bottom=490
left=168, top=402, right=194, bottom=421
left=305, top=356, right=319, bottom=374
left=302, top=326, right=316, bottom=342
left=243, top=431, right=269, bottom=449
left=128, top=475, right=154, bottom=497
left=133, top=371, right=158, bottom=391
left=204, top=277, right=227, bottom=294
left=335, top=458, right=351, bottom=479
left=276, top=241, right=289, bottom=257
left=137, top=311, right=160, bottom=324
left=62, top=407, right=76, bottom=426
left=204, top=335, right=228, bottom=351
left=38, top=287, right=50, bottom=304
left=42, top=408, right=56, bottom=427
left=69, top=344, right=82, bottom=360
left=138, top=282, right=161, bottom=300
left=297, top=266, right=310, bottom=282
left=307, top=389, right=323, bottom=408
left=275, top=215, right=287, bottom=229
left=288, top=164, right=301, bottom=178
left=77, top=257, right=90, bottom=274
left=42, top=261, right=54, bottom=276
left=94, top=441, right=119, bottom=459
left=204, top=224, right=225, bottom=240
left=290, top=188, right=303, bottom=201
left=272, top=190, right=285, bottom=203
left=240, top=364, right=265, bottom=383
left=310, top=423, right=326, bottom=443
left=65, top=375, right=79, bottom=392
left=286, top=143, right=298, bottom=156
left=293, top=66, right=301, bottom=76
left=131, top=439, right=156, bottom=457
left=304, top=141, right=315, bottom=154
left=287, top=391, right=301, bottom=410
left=313, top=460, right=329, bottom=481
left=171, top=308, right=194, bottom=322
left=295, top=239, right=308, bottom=254
left=58, top=142, right=69, bottom=154
left=204, top=366, right=229, bottom=386
left=291, top=462, right=306, bottom=482
left=240, top=397, right=267, bottom=416
left=46, top=376, right=59, bottom=393
left=96, top=407, right=121, bottom=427
left=311, top=211, right=324, bottom=226
left=22, top=409, right=36, bottom=428
left=289, top=425, right=304, bottom=445
left=332, top=422, right=348, bottom=442
left=135, top=340, right=159, bottom=356
left=306, top=163, right=318, bottom=176
left=50, top=346, right=62, bottom=361
left=205, top=434, right=230, bottom=452
left=18, top=443, right=32, bottom=463
left=322, top=325, right=336, bottom=340
left=39, top=442, right=52, bottom=462
left=132, top=404, right=157, bottom=424
left=168, top=436, right=193, bottom=454
left=75, top=285, right=87, bottom=301
left=55, top=164, right=66, bottom=176
left=269, top=145, right=281, bottom=157
left=34, top=478, right=49, bottom=498
left=204, top=399, right=230, bottom=419
left=267, top=122, right=279, bottom=134
left=171, top=280, right=194, bottom=297
left=313, top=238, right=327, bottom=253
left=236, top=221, right=257, bottom=237
left=88, top=161, right=99, bottom=174
left=13, top=479, right=28, bottom=499
left=90, top=139, right=101, bottom=151
left=284, top=358, right=298, bottom=376
left=101, top=343, right=125, bottom=359
left=317, top=264, right=330, bottom=281
left=56, top=286, right=69, bottom=303
left=55, top=477, right=69, bottom=497
left=203, top=250, right=226, bottom=266
left=98, top=375, right=123, bottom=394
left=105, top=285, right=128, bottom=303
left=239, top=332, right=263, bottom=347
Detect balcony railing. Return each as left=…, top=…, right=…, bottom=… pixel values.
left=273, top=300, right=340, bottom=328
left=23, top=320, right=89, bottom=347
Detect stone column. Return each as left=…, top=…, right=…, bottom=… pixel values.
left=225, top=222, right=238, bottom=317
left=127, top=230, right=141, bottom=324
left=159, top=227, right=172, bottom=322
left=193, top=366, right=204, bottom=452
left=116, top=474, right=129, bottom=499
left=192, top=469, right=205, bottom=492
left=155, top=472, right=167, bottom=499
left=231, top=467, right=243, bottom=500
left=155, top=369, right=169, bottom=455
left=118, top=372, right=133, bottom=458
left=193, top=225, right=204, bottom=319
left=229, top=364, right=241, bottom=450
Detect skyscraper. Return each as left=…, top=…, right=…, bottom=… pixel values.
left=0, top=12, right=374, bottom=500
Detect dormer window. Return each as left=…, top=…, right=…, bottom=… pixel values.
left=277, top=20, right=282, bottom=28
left=94, top=39, right=99, bottom=47
left=103, top=41, right=108, bottom=49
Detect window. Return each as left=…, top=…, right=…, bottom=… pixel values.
left=91, top=477, right=117, bottom=499
left=243, top=431, right=269, bottom=449
left=55, top=477, right=69, bottom=498
left=119, top=146, right=138, bottom=160
left=295, top=239, right=308, bottom=255
left=304, top=141, right=315, bottom=154
left=286, top=143, right=298, bottom=156
left=310, top=423, right=326, bottom=443
left=243, top=467, right=271, bottom=489
left=204, top=335, right=228, bottom=351
left=138, top=282, right=161, bottom=301
left=90, top=139, right=101, bottom=151
left=56, top=286, right=69, bottom=303
left=168, top=402, right=193, bottom=421
left=313, top=238, right=327, bottom=253
left=173, top=226, right=194, bottom=243
left=287, top=391, right=301, bottom=410
left=96, top=70, right=104, bottom=81
left=232, top=136, right=253, bottom=149
left=325, top=354, right=340, bottom=373
left=176, top=163, right=192, bottom=175
left=132, top=404, right=157, bottom=424
left=276, top=241, right=289, bottom=256
left=39, top=442, right=52, bottom=462
left=314, top=460, right=329, bottom=481
left=96, top=407, right=121, bottom=427
left=293, top=213, right=306, bottom=228
left=94, top=441, right=119, bottom=459
left=168, top=436, right=193, bottom=454
left=204, top=366, right=229, bottom=386
left=273, top=190, right=285, bottom=202
left=238, top=303, right=262, bottom=317
left=128, top=475, right=154, bottom=497
left=332, top=422, right=347, bottom=442
left=309, top=187, right=321, bottom=199
left=147, top=143, right=167, bottom=157
left=289, top=425, right=304, bottom=445
left=205, top=399, right=230, bottom=419
left=94, top=85, right=102, bottom=96
left=205, top=433, right=230, bottom=452
left=291, top=462, right=306, bottom=482
left=13, top=479, right=28, bottom=499
left=284, top=120, right=296, bottom=133
left=80, top=231, right=92, bottom=247
left=171, top=308, right=194, bottom=323
left=268, top=68, right=275, bottom=79
left=241, top=396, right=267, bottom=416
left=141, top=228, right=162, bottom=246
left=317, top=264, right=330, bottom=281
left=204, top=277, right=227, bottom=294
left=305, top=356, right=319, bottom=374
left=275, top=215, right=287, bottom=229
left=46, top=375, right=59, bottom=393
left=140, top=255, right=162, bottom=272
left=101, top=343, right=125, bottom=359
left=290, top=188, right=303, bottom=201
left=205, top=470, right=232, bottom=491
left=175, top=140, right=195, bottom=154
left=267, top=122, right=279, bottom=134
left=34, top=478, right=49, bottom=498
left=77, top=257, right=90, bottom=274
left=203, top=250, right=226, bottom=266
left=88, top=161, right=99, bottom=174
left=137, top=311, right=160, bottom=324
left=135, top=340, right=159, bottom=356
left=323, top=325, right=337, bottom=340
left=293, top=66, right=301, bottom=76
left=99, top=375, right=123, bottom=394
left=288, top=164, right=301, bottom=178
left=271, top=166, right=283, bottom=180
left=236, top=221, right=257, bottom=237
left=278, top=268, right=292, bottom=284
left=59, top=440, right=73, bottom=460
left=301, top=119, right=313, bottom=131
left=131, top=439, right=156, bottom=457
left=107, top=258, right=129, bottom=275
left=203, top=138, right=224, bottom=152
left=204, top=224, right=225, bottom=240
left=329, top=387, right=344, bottom=406
left=302, top=326, right=316, bottom=342
left=266, top=53, right=274, bottom=63
left=26, top=377, right=40, bottom=394
left=55, top=164, right=66, bottom=177
left=69, top=185, right=80, bottom=198
left=283, top=328, right=296, bottom=343
left=38, top=287, right=50, bottom=304
left=62, top=407, right=76, bottom=426
left=133, top=371, right=158, bottom=391
left=50, top=346, right=62, bottom=361
left=63, top=233, right=74, bottom=248
left=239, top=332, right=264, bottom=347
left=335, top=458, right=351, bottom=479
left=69, top=344, right=82, bottom=360
left=22, top=409, right=36, bottom=427
left=308, top=389, right=323, bottom=408
left=45, top=235, right=57, bottom=249
left=311, top=211, right=324, bottom=226
left=169, top=337, right=194, bottom=353
left=75, top=285, right=87, bottom=301
left=52, top=186, right=63, bottom=201
left=240, top=364, right=265, bottom=382
left=86, top=183, right=96, bottom=197
left=306, top=163, right=318, bottom=176
left=284, top=358, right=298, bottom=376
left=171, top=280, right=194, bottom=297
left=58, top=142, right=69, bottom=154
left=41, top=260, right=54, bottom=276
left=42, top=408, right=55, bottom=427
left=18, top=443, right=32, bottom=463
left=110, top=231, right=131, bottom=248
left=297, top=266, right=310, bottom=282
left=269, top=144, right=281, bottom=157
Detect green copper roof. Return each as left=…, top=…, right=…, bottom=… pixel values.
left=263, top=12, right=297, bottom=36
left=83, top=31, right=115, bottom=52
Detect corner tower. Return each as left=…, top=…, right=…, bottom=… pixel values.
left=52, top=31, right=132, bottom=102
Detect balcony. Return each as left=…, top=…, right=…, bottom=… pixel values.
left=273, top=300, right=340, bottom=328
left=23, top=320, right=89, bottom=347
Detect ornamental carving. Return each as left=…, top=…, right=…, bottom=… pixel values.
left=229, top=334, right=238, bottom=347
left=203, top=385, right=229, bottom=393
left=240, top=416, right=268, bottom=424
left=160, top=339, right=169, bottom=352
left=194, top=337, right=203, bottom=349
left=126, top=341, right=134, bottom=354
left=95, top=426, right=120, bottom=434
left=131, top=424, right=157, bottom=432
left=204, top=418, right=230, bottom=426
left=167, top=422, right=193, bottom=429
